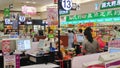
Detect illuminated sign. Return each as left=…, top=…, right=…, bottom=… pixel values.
left=100, top=0, right=120, bottom=9
left=22, top=5, right=37, bottom=15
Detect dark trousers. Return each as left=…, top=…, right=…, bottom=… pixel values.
left=74, top=45, right=81, bottom=55
left=44, top=54, right=49, bottom=64
left=50, top=52, right=55, bottom=63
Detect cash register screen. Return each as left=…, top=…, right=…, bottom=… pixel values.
left=108, top=47, right=120, bottom=53
left=16, top=39, right=31, bottom=51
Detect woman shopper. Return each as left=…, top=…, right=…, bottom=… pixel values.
left=82, top=27, right=100, bottom=55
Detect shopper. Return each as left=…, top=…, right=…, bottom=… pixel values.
left=82, top=27, right=100, bottom=55
left=68, top=30, right=74, bottom=49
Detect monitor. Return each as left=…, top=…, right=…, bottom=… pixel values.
left=108, top=47, right=120, bottom=53
left=16, top=39, right=32, bottom=51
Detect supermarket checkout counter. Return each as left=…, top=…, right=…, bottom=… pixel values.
left=72, top=52, right=108, bottom=68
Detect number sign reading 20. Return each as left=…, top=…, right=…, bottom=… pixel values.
left=62, top=0, right=72, bottom=10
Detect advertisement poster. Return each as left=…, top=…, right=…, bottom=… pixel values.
left=4, top=55, right=20, bottom=68
left=105, top=59, right=120, bottom=68
left=2, top=40, right=11, bottom=55
left=47, top=7, right=58, bottom=26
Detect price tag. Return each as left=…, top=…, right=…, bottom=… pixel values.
left=62, top=0, right=72, bottom=10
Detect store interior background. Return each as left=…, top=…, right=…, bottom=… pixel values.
left=0, top=0, right=120, bottom=68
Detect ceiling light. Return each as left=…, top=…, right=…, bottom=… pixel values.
left=32, top=2, right=36, bottom=4
left=26, top=1, right=30, bottom=3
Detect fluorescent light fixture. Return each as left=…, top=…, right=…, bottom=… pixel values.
left=32, top=2, right=36, bottom=4
left=72, top=0, right=93, bottom=3
left=26, top=1, right=30, bottom=3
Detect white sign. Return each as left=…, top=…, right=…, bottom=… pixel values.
left=5, top=18, right=12, bottom=24
left=19, top=16, right=25, bottom=22
left=62, top=0, right=72, bottom=10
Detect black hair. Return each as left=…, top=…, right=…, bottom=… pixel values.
left=79, top=29, right=83, bottom=33
left=114, top=26, right=118, bottom=30
left=49, top=29, right=53, bottom=33
left=71, top=30, right=75, bottom=34
left=84, top=27, right=93, bottom=43
left=68, top=30, right=71, bottom=33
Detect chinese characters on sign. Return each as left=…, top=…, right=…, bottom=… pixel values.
left=100, top=0, right=120, bottom=9
left=66, top=9, right=120, bottom=21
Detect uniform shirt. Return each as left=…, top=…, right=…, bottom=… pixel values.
left=82, top=39, right=99, bottom=54
left=48, top=34, right=55, bottom=38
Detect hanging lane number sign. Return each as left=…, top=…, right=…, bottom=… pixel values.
left=61, top=0, right=72, bottom=10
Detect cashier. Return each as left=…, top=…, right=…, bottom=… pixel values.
left=47, top=29, right=55, bottom=39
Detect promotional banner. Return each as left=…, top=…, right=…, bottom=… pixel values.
left=2, top=40, right=11, bottom=55
left=66, top=9, right=120, bottom=22
left=100, top=0, right=120, bottom=10
left=47, top=7, right=58, bottom=26
left=4, top=55, right=20, bottom=68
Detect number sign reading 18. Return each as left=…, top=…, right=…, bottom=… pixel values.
left=62, top=0, right=72, bottom=10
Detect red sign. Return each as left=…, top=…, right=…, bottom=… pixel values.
left=2, top=40, right=11, bottom=55
left=54, top=0, right=58, bottom=4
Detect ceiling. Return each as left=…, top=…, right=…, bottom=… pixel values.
left=0, top=0, right=97, bottom=12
